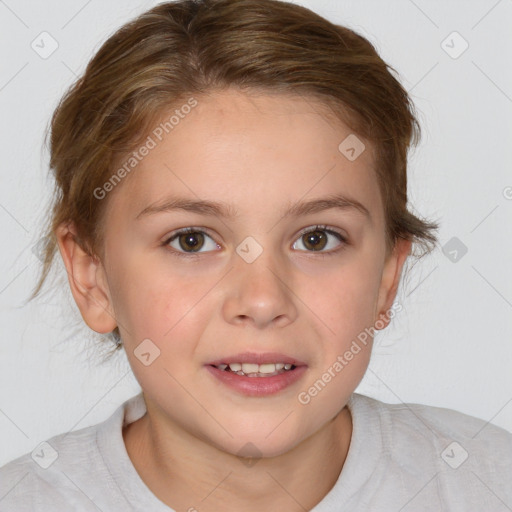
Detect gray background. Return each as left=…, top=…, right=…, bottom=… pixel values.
left=1, top=0, right=511, bottom=466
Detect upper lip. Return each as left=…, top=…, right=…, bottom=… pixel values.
left=207, top=352, right=307, bottom=366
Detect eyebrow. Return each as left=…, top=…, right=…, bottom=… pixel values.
left=136, top=193, right=371, bottom=222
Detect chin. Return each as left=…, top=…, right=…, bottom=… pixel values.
left=213, top=428, right=306, bottom=461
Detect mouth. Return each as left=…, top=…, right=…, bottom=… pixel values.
left=210, top=362, right=297, bottom=378
left=205, top=352, right=308, bottom=396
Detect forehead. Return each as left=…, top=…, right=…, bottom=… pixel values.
left=105, top=89, right=382, bottom=225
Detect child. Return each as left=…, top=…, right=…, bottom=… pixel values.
left=1, top=0, right=511, bottom=510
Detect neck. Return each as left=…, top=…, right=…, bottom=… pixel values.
left=123, top=402, right=353, bottom=512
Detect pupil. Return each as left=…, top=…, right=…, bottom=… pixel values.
left=304, top=230, right=327, bottom=251
left=180, top=232, right=204, bottom=252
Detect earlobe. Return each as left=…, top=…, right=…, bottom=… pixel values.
left=55, top=222, right=117, bottom=334
left=375, top=238, right=412, bottom=330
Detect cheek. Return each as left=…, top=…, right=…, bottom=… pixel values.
left=113, top=273, right=207, bottom=397
left=308, top=256, right=383, bottom=336
left=111, top=258, right=212, bottom=352
left=297, top=267, right=379, bottom=419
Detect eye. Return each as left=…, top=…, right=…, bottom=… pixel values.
left=162, top=224, right=348, bottom=258
left=163, top=227, right=219, bottom=256
left=292, top=225, right=347, bottom=255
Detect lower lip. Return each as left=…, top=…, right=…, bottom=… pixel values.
left=205, top=365, right=308, bottom=397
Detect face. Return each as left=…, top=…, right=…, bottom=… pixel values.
left=90, top=89, right=405, bottom=457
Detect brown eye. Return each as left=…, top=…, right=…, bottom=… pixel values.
left=302, top=230, right=328, bottom=251
left=165, top=228, right=219, bottom=255
left=292, top=226, right=346, bottom=254
left=178, top=231, right=205, bottom=252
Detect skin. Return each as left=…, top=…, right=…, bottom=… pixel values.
left=57, top=88, right=411, bottom=511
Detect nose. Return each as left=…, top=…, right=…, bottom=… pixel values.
left=221, top=246, right=298, bottom=330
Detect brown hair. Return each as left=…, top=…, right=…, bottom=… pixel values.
left=31, top=0, right=439, bottom=357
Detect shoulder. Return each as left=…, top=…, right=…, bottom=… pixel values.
left=355, top=393, right=512, bottom=462
left=349, top=393, right=512, bottom=503
left=0, top=425, right=99, bottom=511
left=0, top=394, right=146, bottom=511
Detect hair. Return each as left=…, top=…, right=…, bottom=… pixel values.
left=30, top=0, right=439, bottom=359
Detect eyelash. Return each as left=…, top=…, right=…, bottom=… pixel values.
left=161, top=224, right=348, bottom=259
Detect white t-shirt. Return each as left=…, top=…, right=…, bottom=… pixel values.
left=1, top=392, right=511, bottom=511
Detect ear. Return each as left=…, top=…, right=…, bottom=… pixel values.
left=55, top=222, right=117, bottom=334
left=374, top=238, right=412, bottom=330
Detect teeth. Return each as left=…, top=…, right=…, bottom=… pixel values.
left=219, top=362, right=295, bottom=375
left=241, top=363, right=259, bottom=374
left=258, top=363, right=277, bottom=374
